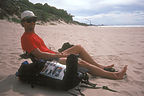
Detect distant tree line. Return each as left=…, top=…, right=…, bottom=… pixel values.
left=0, top=0, right=78, bottom=24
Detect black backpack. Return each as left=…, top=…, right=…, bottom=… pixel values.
left=17, top=54, right=98, bottom=95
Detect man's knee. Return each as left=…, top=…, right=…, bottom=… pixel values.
left=74, top=44, right=83, bottom=50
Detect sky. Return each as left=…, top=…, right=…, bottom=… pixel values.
left=29, top=0, right=144, bottom=25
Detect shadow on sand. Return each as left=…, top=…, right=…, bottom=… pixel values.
left=0, top=75, right=72, bottom=96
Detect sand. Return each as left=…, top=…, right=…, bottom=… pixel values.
left=0, top=20, right=144, bottom=96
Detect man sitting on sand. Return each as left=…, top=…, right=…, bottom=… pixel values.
left=20, top=10, right=127, bottom=80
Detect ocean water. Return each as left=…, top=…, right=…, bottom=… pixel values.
left=100, top=25, right=144, bottom=27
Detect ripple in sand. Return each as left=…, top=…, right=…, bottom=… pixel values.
left=133, top=70, right=142, bottom=74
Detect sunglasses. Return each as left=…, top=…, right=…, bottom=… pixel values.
left=23, top=18, right=37, bottom=23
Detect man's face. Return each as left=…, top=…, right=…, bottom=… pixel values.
left=22, top=17, right=37, bottom=31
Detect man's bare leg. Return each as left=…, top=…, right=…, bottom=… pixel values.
left=59, top=58, right=127, bottom=79
left=78, top=59, right=127, bottom=79
left=62, top=45, right=114, bottom=69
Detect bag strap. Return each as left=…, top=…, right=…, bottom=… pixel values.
left=69, top=72, right=118, bottom=96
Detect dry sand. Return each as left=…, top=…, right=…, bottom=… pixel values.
left=0, top=20, right=144, bottom=96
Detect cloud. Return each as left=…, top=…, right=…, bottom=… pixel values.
left=29, top=0, right=144, bottom=13
left=98, top=0, right=136, bottom=5
left=74, top=11, right=144, bottom=25
left=47, top=0, right=139, bottom=10
left=29, top=0, right=144, bottom=25
left=30, top=0, right=136, bottom=10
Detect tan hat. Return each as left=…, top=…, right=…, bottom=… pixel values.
left=21, top=10, right=37, bottom=20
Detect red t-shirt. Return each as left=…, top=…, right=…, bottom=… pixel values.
left=21, top=32, right=56, bottom=54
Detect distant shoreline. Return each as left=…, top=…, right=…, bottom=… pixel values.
left=99, top=25, right=144, bottom=27
left=84, top=24, right=144, bottom=27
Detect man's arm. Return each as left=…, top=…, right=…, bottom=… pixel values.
left=31, top=48, right=67, bottom=60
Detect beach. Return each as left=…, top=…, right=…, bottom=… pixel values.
left=0, top=20, right=144, bottom=96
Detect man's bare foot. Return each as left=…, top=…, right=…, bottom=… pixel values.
left=114, top=65, right=128, bottom=79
